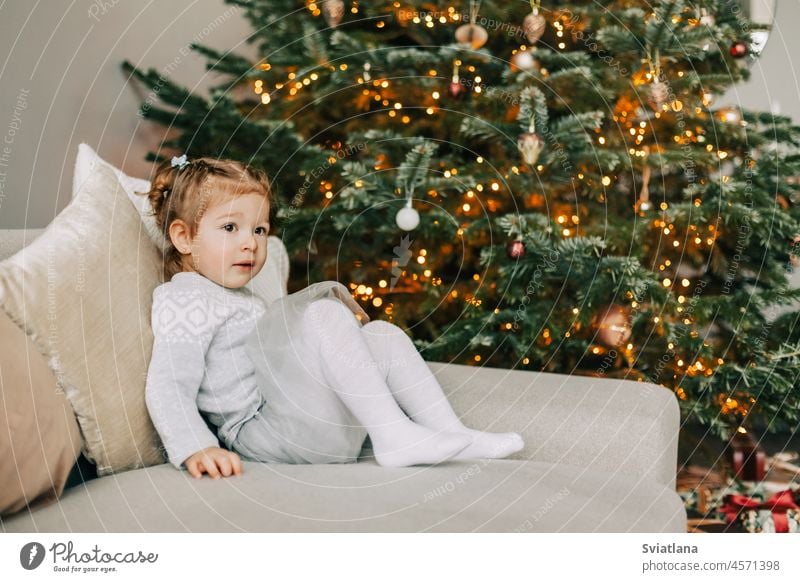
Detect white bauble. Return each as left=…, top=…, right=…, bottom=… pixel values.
left=396, top=206, right=420, bottom=230
left=511, top=49, right=538, bottom=72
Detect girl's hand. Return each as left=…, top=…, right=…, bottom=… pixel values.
left=183, top=447, right=243, bottom=479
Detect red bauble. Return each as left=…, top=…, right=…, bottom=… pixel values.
left=449, top=81, right=464, bottom=97
left=730, top=41, right=748, bottom=59
left=506, top=240, right=526, bottom=259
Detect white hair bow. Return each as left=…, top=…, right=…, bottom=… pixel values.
left=170, top=154, right=189, bottom=170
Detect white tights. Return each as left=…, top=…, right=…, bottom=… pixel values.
left=301, top=299, right=524, bottom=467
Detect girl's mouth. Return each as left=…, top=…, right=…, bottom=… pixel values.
left=233, top=262, right=254, bottom=270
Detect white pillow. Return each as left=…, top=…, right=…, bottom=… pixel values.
left=72, top=144, right=288, bottom=304
left=73, top=144, right=158, bottom=247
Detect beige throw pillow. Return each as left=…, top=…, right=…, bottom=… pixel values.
left=0, top=310, right=82, bottom=516
left=0, top=162, right=164, bottom=476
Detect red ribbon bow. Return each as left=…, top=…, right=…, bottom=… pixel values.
left=720, top=489, right=799, bottom=533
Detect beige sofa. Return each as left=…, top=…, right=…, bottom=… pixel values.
left=0, top=228, right=686, bottom=533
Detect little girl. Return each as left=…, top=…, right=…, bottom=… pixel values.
left=142, top=155, right=524, bottom=479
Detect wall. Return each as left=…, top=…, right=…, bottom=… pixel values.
left=0, top=0, right=256, bottom=228
left=0, top=1, right=797, bottom=228
left=720, top=0, right=798, bottom=118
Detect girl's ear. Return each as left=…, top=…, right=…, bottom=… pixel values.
left=168, top=219, right=193, bottom=255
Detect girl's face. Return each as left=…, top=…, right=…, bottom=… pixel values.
left=188, top=192, right=270, bottom=289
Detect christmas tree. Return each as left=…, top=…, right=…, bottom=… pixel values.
left=123, top=0, right=800, bottom=438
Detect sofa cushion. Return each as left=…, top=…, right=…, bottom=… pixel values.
left=0, top=459, right=687, bottom=532
left=0, top=311, right=82, bottom=517
left=425, top=361, right=680, bottom=489
left=0, top=162, right=164, bottom=476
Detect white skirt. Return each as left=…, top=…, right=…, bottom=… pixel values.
left=233, top=282, right=369, bottom=464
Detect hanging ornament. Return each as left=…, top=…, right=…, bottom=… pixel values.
left=506, top=239, right=527, bottom=259
left=523, top=0, right=547, bottom=44
left=699, top=8, right=715, bottom=27
left=455, top=0, right=488, bottom=49
left=362, top=62, right=371, bottom=83
left=517, top=132, right=545, bottom=165
left=396, top=199, right=420, bottom=231
left=646, top=48, right=669, bottom=110
left=790, top=234, right=800, bottom=267
left=321, top=0, right=345, bottom=28
left=650, top=80, right=669, bottom=108
left=510, top=49, right=539, bottom=73
left=636, top=153, right=653, bottom=213
left=517, top=87, right=545, bottom=166
left=730, top=41, right=748, bottom=59
left=455, top=24, right=489, bottom=49
left=449, top=61, right=464, bottom=97
left=595, top=304, right=633, bottom=348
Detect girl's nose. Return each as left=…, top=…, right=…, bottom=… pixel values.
left=241, top=232, right=257, bottom=250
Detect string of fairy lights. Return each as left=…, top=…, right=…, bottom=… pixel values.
left=246, top=2, right=756, bottom=410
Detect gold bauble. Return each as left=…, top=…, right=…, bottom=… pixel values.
left=455, top=24, right=489, bottom=49
left=595, top=304, right=633, bottom=347
left=523, top=11, right=547, bottom=44
left=517, top=132, right=545, bottom=165
left=321, top=0, right=345, bottom=27
left=649, top=80, right=670, bottom=109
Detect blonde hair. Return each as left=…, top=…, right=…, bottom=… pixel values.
left=140, top=157, right=276, bottom=280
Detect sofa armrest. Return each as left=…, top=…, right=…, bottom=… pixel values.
left=428, top=361, right=679, bottom=490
